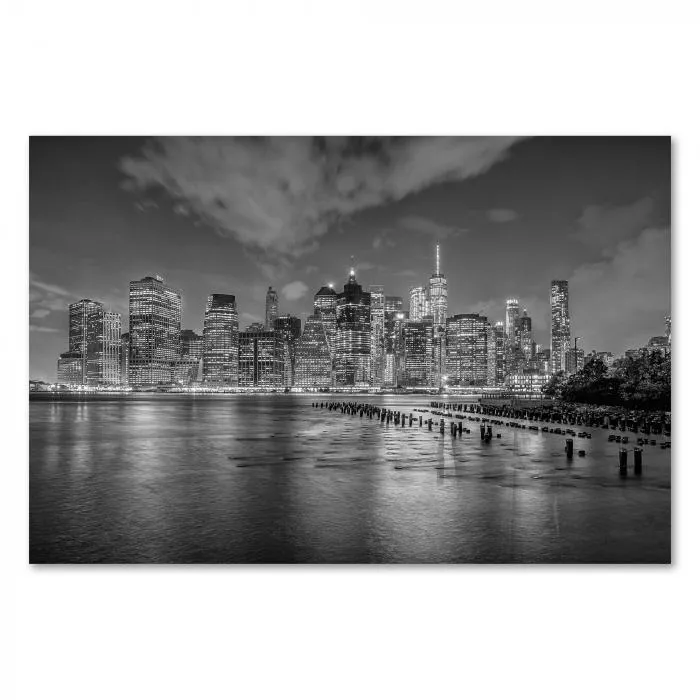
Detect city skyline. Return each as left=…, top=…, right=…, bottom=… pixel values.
left=30, top=136, right=671, bottom=380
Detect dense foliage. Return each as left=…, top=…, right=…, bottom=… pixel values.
left=543, top=351, right=671, bottom=411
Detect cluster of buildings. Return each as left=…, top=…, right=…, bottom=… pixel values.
left=53, top=246, right=671, bottom=393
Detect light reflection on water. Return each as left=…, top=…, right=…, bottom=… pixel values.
left=30, top=395, right=671, bottom=563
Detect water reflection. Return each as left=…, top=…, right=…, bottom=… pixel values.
left=30, top=395, right=671, bottom=563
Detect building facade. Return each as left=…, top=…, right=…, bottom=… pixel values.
left=175, top=329, right=204, bottom=386
left=294, top=315, right=332, bottom=388
left=202, top=294, right=239, bottom=386
left=445, top=313, right=489, bottom=386
left=128, top=275, right=182, bottom=386
left=238, top=328, right=285, bottom=388
left=409, top=286, right=429, bottom=321
left=550, top=280, right=571, bottom=374
left=265, top=287, right=279, bottom=330
left=334, top=269, right=371, bottom=387
left=273, top=314, right=302, bottom=386
left=404, top=319, right=434, bottom=386
left=369, top=284, right=385, bottom=387
left=313, top=285, right=338, bottom=365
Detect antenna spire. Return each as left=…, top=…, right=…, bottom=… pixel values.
left=436, top=243, right=440, bottom=275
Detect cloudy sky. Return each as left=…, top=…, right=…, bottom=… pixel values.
left=29, top=136, right=670, bottom=380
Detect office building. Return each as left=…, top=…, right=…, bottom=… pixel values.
left=238, top=328, right=284, bottom=388
left=445, top=313, right=489, bottom=386
left=492, top=320, right=506, bottom=385
left=120, top=332, right=130, bottom=385
left=128, top=275, right=182, bottom=386
left=384, top=310, right=406, bottom=387
left=313, top=285, right=338, bottom=362
left=57, top=351, right=83, bottom=386
left=404, top=319, right=434, bottom=386
left=428, top=244, right=448, bottom=329
left=265, top=287, right=279, bottom=330
left=273, top=314, right=302, bottom=386
left=550, top=280, right=571, bottom=374
left=334, top=267, right=371, bottom=387
left=409, top=286, right=429, bottom=321
left=384, top=295, right=403, bottom=315
left=203, top=294, right=239, bottom=386
left=505, top=298, right=520, bottom=342
left=294, top=315, right=332, bottom=388
left=175, top=329, right=204, bottom=386
left=369, top=284, right=385, bottom=387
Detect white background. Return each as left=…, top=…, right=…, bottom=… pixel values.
left=2, top=2, right=699, bottom=699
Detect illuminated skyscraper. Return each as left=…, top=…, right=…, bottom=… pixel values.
left=295, top=315, right=332, bottom=388
left=334, top=267, right=371, bottom=387
left=203, top=294, right=239, bottom=385
left=404, top=319, right=434, bottom=386
left=518, top=309, right=533, bottom=361
left=409, top=286, right=429, bottom=320
left=119, top=332, right=130, bottom=385
left=550, top=280, right=571, bottom=374
left=369, top=284, right=385, bottom=387
left=565, top=337, right=584, bottom=375
left=428, top=244, right=448, bottom=328
left=383, top=310, right=406, bottom=387
left=313, top=285, right=338, bottom=363
left=61, top=299, right=121, bottom=385
left=384, top=295, right=403, bottom=315
left=273, top=314, right=302, bottom=386
left=265, top=287, right=279, bottom=330
left=492, top=320, right=506, bottom=385
left=505, top=298, right=520, bottom=342
left=238, top=328, right=284, bottom=387
left=446, top=313, right=489, bottom=386
left=665, top=315, right=671, bottom=349
left=128, top=275, right=182, bottom=386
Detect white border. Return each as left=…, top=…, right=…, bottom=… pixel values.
left=4, top=3, right=699, bottom=699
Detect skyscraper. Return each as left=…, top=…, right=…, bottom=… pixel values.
left=294, top=315, right=332, bottom=388
left=265, top=287, right=279, bottom=330
left=60, top=299, right=121, bottom=385
left=428, top=244, right=448, bottom=328
left=175, top=329, right=204, bottom=386
left=369, top=284, right=385, bottom=387
left=383, top=310, right=406, bottom=387
left=409, top=286, right=429, bottom=320
left=518, top=309, right=533, bottom=361
left=238, top=328, right=285, bottom=388
left=334, top=267, right=371, bottom=387
left=273, top=314, right=302, bottom=387
left=313, top=285, right=338, bottom=364
left=505, top=298, right=520, bottom=342
left=404, top=319, right=434, bottom=386
left=492, top=320, right=506, bottom=385
left=202, top=294, right=239, bottom=386
left=128, top=275, right=182, bottom=386
left=565, top=336, right=584, bottom=375
left=445, top=313, right=489, bottom=386
left=384, top=295, right=403, bottom=315
left=550, top=280, right=571, bottom=374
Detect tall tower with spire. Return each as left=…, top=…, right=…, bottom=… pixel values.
left=428, top=243, right=448, bottom=328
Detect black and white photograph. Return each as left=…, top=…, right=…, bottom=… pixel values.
left=29, top=135, right=671, bottom=564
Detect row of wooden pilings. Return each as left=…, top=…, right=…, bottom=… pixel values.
left=429, top=401, right=671, bottom=437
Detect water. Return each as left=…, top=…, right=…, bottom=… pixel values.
left=29, top=395, right=671, bottom=563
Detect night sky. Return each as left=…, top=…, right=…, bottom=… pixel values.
left=29, top=136, right=671, bottom=381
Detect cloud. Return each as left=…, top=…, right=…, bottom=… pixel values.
left=396, top=215, right=467, bottom=240
left=30, top=325, right=60, bottom=333
left=487, top=208, right=518, bottom=223
left=281, top=280, right=309, bottom=301
left=570, top=227, right=670, bottom=354
left=372, top=231, right=397, bottom=249
left=240, top=311, right=261, bottom=325
left=572, top=197, right=655, bottom=254
left=120, top=136, right=523, bottom=258
left=394, top=269, right=418, bottom=278
left=31, top=308, right=51, bottom=319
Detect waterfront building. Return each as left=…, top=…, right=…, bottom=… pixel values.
left=409, top=286, right=429, bottom=321
left=238, top=328, right=284, bottom=388
left=369, top=284, right=385, bottom=387
left=404, top=319, right=434, bottom=386
left=550, top=280, right=571, bottom=374
left=294, top=315, right=332, bottom=388
left=384, top=310, right=406, bottom=387
left=313, top=285, right=338, bottom=362
left=175, top=329, right=204, bottom=386
left=334, top=268, right=371, bottom=387
left=119, top=332, right=130, bottom=385
left=128, top=275, right=182, bottom=386
left=564, top=336, right=584, bottom=375
left=492, top=320, right=506, bottom=385
left=508, top=372, right=553, bottom=395
left=518, top=309, right=533, bottom=361
left=60, top=299, right=121, bottom=385
left=57, top=351, right=84, bottom=386
left=445, top=313, right=489, bottom=386
left=202, top=294, right=239, bottom=386
left=534, top=347, right=551, bottom=374
left=273, top=314, right=302, bottom=386
left=265, top=287, right=279, bottom=330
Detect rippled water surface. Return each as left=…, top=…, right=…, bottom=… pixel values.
left=30, top=395, right=671, bottom=563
